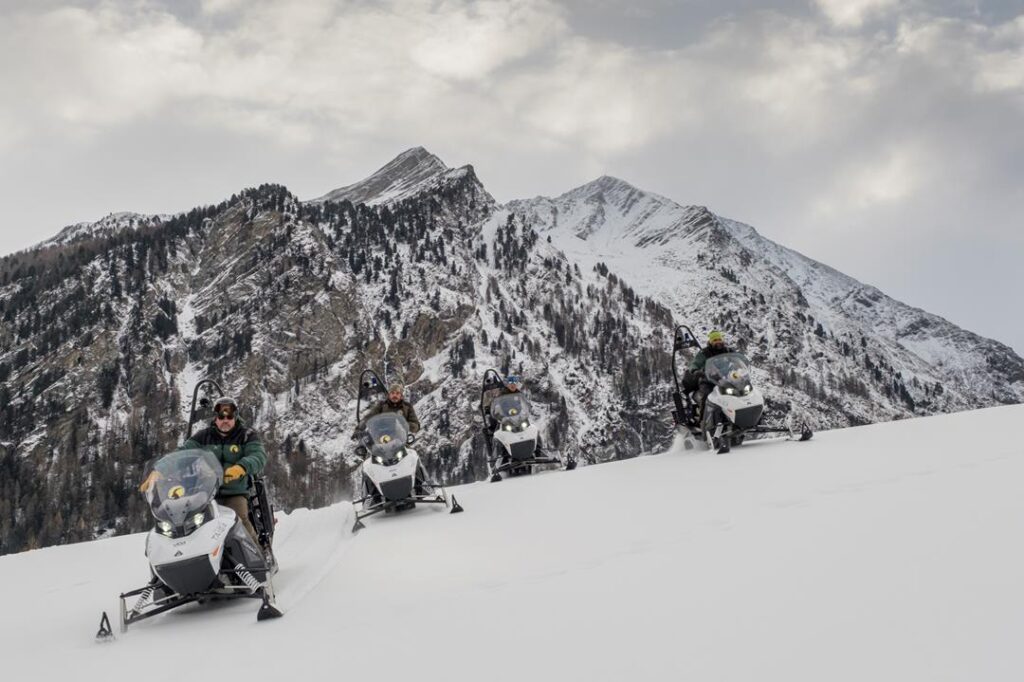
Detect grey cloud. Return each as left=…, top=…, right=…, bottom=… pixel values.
left=0, top=0, right=1021, bottom=352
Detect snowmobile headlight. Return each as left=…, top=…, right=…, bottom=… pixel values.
left=372, top=454, right=384, bottom=465
left=521, top=421, right=528, bottom=429
left=182, top=509, right=210, bottom=535
left=724, top=387, right=735, bottom=396
left=743, top=384, right=752, bottom=395
left=156, top=520, right=173, bottom=537
left=395, top=448, right=405, bottom=461
left=503, top=424, right=513, bottom=431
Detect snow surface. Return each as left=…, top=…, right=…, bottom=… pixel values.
left=2, top=407, right=1023, bottom=680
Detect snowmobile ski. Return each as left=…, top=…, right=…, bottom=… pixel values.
left=95, top=611, right=114, bottom=642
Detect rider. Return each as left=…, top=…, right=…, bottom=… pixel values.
left=682, top=330, right=733, bottom=420
left=140, top=396, right=267, bottom=545
left=355, top=382, right=424, bottom=500
left=358, top=382, right=421, bottom=433
left=481, top=374, right=523, bottom=438
left=180, top=396, right=267, bottom=545
left=480, top=374, right=548, bottom=460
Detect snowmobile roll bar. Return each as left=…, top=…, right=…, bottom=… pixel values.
left=670, top=324, right=700, bottom=392
left=185, top=378, right=226, bottom=441
left=478, top=368, right=508, bottom=421
left=355, top=368, right=388, bottom=424
left=670, top=324, right=701, bottom=426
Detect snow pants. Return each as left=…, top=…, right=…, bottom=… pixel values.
left=218, top=494, right=259, bottom=546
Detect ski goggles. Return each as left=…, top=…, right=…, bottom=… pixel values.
left=215, top=409, right=236, bottom=420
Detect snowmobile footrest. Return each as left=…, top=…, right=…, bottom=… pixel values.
left=450, top=495, right=464, bottom=513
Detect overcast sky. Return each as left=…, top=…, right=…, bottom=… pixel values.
left=1, top=0, right=1022, bottom=353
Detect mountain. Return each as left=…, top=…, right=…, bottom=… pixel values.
left=0, top=147, right=1021, bottom=555
left=509, top=175, right=1024, bottom=424
left=2, top=404, right=1022, bottom=679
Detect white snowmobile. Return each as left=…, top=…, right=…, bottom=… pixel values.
left=97, top=379, right=281, bottom=640
left=351, top=369, right=461, bottom=532
left=104, top=449, right=282, bottom=637
left=670, top=324, right=812, bottom=454
left=477, top=369, right=575, bottom=482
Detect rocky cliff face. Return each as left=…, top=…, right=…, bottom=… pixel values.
left=1, top=149, right=1020, bottom=554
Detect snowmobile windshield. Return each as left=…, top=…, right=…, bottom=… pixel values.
left=490, top=393, right=530, bottom=427
left=144, top=449, right=223, bottom=527
left=704, top=353, right=754, bottom=392
left=363, top=412, right=410, bottom=460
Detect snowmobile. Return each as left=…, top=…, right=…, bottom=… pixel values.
left=670, top=324, right=813, bottom=454
left=351, top=369, right=461, bottom=532
left=97, top=379, right=281, bottom=640
left=477, top=368, right=576, bottom=482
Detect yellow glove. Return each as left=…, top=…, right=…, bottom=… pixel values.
left=139, top=471, right=160, bottom=493
left=224, top=464, right=247, bottom=483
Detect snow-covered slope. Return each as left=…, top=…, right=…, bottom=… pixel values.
left=3, top=406, right=1022, bottom=681
left=510, top=176, right=1024, bottom=420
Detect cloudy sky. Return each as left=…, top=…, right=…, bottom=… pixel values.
left=1, top=0, right=1022, bottom=352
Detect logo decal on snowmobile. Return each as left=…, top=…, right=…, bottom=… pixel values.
left=168, top=485, right=185, bottom=499
left=509, top=408, right=518, bottom=415
left=380, top=434, right=392, bottom=444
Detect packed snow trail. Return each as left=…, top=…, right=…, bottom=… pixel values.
left=2, top=405, right=1023, bottom=681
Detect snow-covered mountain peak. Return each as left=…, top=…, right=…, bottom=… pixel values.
left=309, top=146, right=458, bottom=206
left=567, top=174, right=637, bottom=197
left=43, top=211, right=166, bottom=249
left=509, top=175, right=716, bottom=247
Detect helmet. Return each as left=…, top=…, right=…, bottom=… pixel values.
left=212, top=396, right=238, bottom=422
left=387, top=382, right=404, bottom=395
left=213, top=396, right=238, bottom=412
left=707, top=330, right=725, bottom=345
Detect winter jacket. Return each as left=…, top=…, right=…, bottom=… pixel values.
left=688, top=344, right=733, bottom=374
left=362, top=399, right=421, bottom=433
left=182, top=418, right=267, bottom=496
left=482, top=387, right=521, bottom=415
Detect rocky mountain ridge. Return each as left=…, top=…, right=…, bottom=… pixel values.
left=1, top=148, right=1020, bottom=554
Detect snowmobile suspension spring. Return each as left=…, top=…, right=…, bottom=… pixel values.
left=233, top=563, right=261, bottom=592
left=131, top=586, right=154, bottom=613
